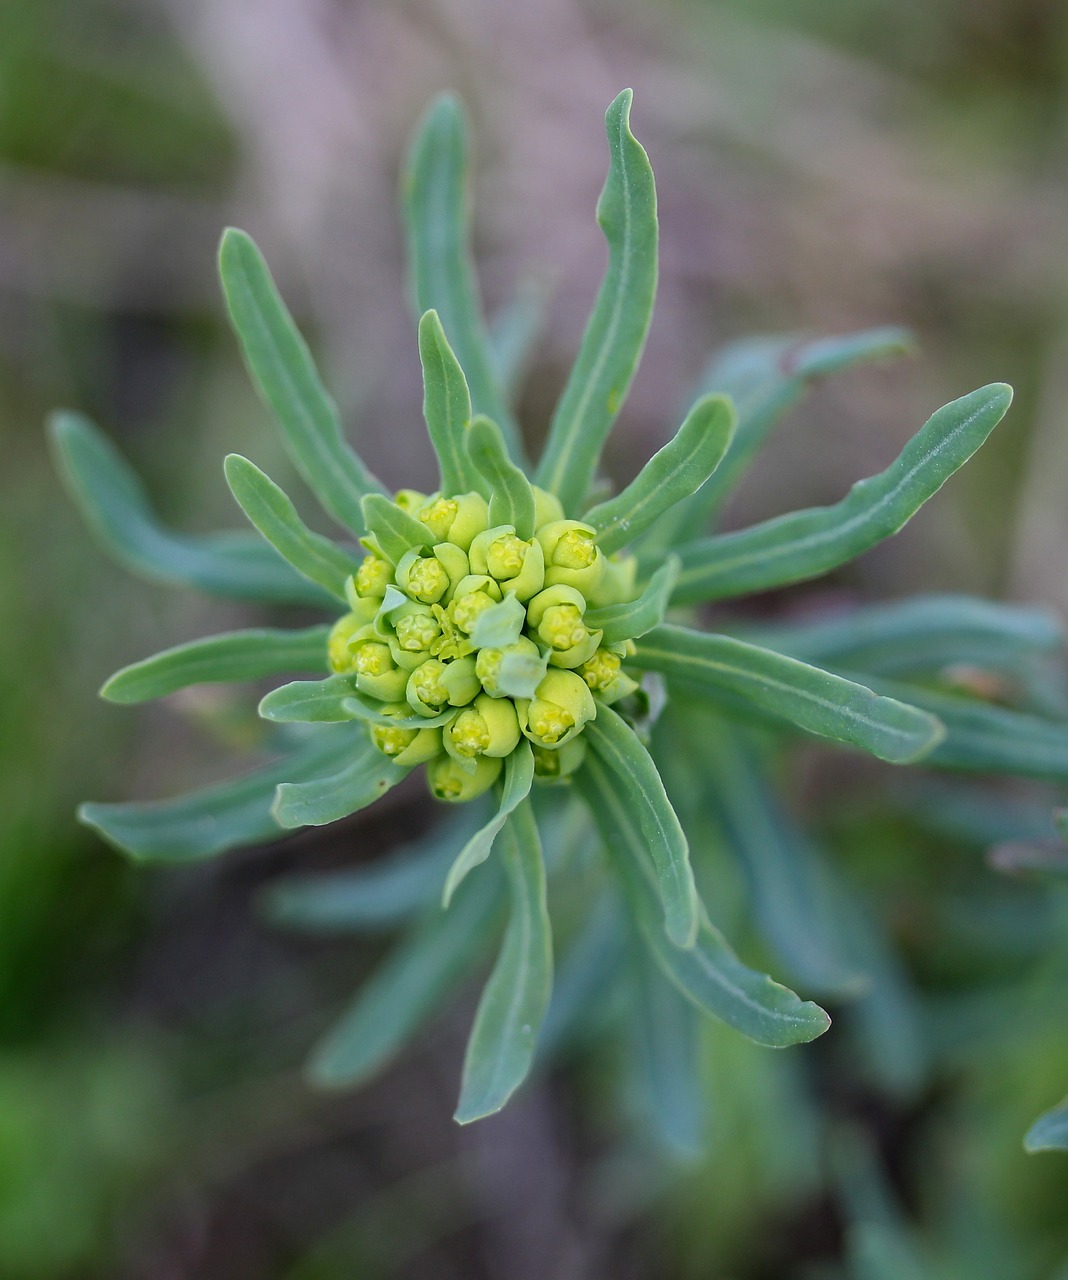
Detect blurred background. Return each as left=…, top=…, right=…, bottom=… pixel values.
left=3, top=0, right=1068, bottom=1275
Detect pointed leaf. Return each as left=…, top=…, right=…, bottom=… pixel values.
left=272, top=737, right=409, bottom=828
left=418, top=309, right=482, bottom=495
left=360, top=493, right=432, bottom=564
left=469, top=592, right=525, bottom=650
left=49, top=412, right=328, bottom=606
left=307, top=867, right=503, bottom=1088
left=634, top=625, right=944, bottom=764
left=584, top=393, right=735, bottom=553
left=1025, top=1098, right=1068, bottom=1152
left=258, top=676, right=358, bottom=723
left=442, top=742, right=535, bottom=905
left=102, top=626, right=330, bottom=703
left=402, top=95, right=521, bottom=459
left=218, top=228, right=383, bottom=534
left=656, top=326, right=913, bottom=545
left=455, top=800, right=553, bottom=1123
left=577, top=753, right=830, bottom=1046
left=671, top=384, right=1013, bottom=604
left=339, top=694, right=458, bottom=731
left=78, top=726, right=351, bottom=862
left=223, top=454, right=358, bottom=600
left=585, top=556, right=678, bottom=645
left=535, top=90, right=658, bottom=512
left=582, top=703, right=698, bottom=948
left=466, top=415, right=536, bottom=538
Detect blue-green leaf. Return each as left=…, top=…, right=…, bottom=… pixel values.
left=466, top=416, right=536, bottom=538
left=262, top=806, right=485, bottom=932
left=258, top=676, right=358, bottom=724
left=218, top=228, right=382, bottom=534
left=585, top=556, right=678, bottom=646
left=468, top=592, right=526, bottom=651
left=360, top=493, right=432, bottom=564
left=582, top=703, right=698, bottom=948
left=671, top=384, right=1013, bottom=604
left=1025, top=1098, right=1068, bottom=1152
left=537, top=896, right=626, bottom=1062
left=403, top=95, right=521, bottom=459
left=339, top=695, right=458, bottom=731
left=657, top=326, right=913, bottom=545
left=49, top=412, right=328, bottom=606
left=78, top=726, right=351, bottom=862
left=223, top=454, right=358, bottom=600
left=272, top=738, right=409, bottom=828
left=418, top=309, right=482, bottom=495
left=584, top=394, right=735, bottom=554
left=442, top=742, right=535, bottom=906
left=635, top=625, right=944, bottom=763
left=101, top=626, right=330, bottom=703
left=535, top=89, right=658, bottom=512
left=307, top=867, right=503, bottom=1089
left=454, top=800, right=553, bottom=1123
left=578, top=753, right=830, bottom=1046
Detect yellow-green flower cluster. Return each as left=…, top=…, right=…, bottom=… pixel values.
left=327, top=487, right=640, bottom=801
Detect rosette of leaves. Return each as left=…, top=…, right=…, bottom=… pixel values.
left=51, top=89, right=1067, bottom=1133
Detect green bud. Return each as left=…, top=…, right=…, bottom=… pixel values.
left=417, top=491, right=490, bottom=550
left=346, top=555, right=393, bottom=607
left=532, top=486, right=565, bottom=529
left=586, top=553, right=639, bottom=609
left=579, top=647, right=639, bottom=704
left=394, top=488, right=428, bottom=514
left=532, top=736, right=587, bottom=784
left=469, top=524, right=545, bottom=602
left=371, top=721, right=444, bottom=767
left=440, top=655, right=481, bottom=706
left=350, top=631, right=409, bottom=702
left=444, top=693, right=520, bottom=764
left=328, top=612, right=373, bottom=674
left=427, top=752, right=503, bottom=803
left=536, top=519, right=605, bottom=594
left=449, top=583, right=499, bottom=634
left=475, top=635, right=544, bottom=699
left=388, top=601, right=444, bottom=671
left=534, top=602, right=602, bottom=669
left=395, top=543, right=469, bottom=605
left=516, top=668, right=597, bottom=750
left=406, top=658, right=450, bottom=715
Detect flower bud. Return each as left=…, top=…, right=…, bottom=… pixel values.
left=516, top=668, right=597, bottom=750
left=417, top=491, right=490, bottom=550
left=349, top=629, right=409, bottom=702
left=393, top=488, right=428, bottom=514
left=371, top=719, right=444, bottom=767
left=387, top=601, right=444, bottom=671
left=586, top=553, right=638, bottom=609
left=328, top=610, right=376, bottom=674
left=427, top=752, right=503, bottom=803
left=532, top=486, right=565, bottom=529
left=536, top=519, right=605, bottom=594
left=444, top=693, right=520, bottom=765
left=406, top=655, right=480, bottom=717
left=532, top=736, right=587, bottom=783
left=469, top=525, right=545, bottom=602
left=347, top=554, right=393, bottom=604
left=395, top=543, right=469, bottom=605
left=449, top=580, right=501, bottom=634
left=475, top=636, right=545, bottom=699
left=578, top=646, right=640, bottom=704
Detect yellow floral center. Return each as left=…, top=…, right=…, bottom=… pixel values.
left=527, top=699, right=574, bottom=745
left=449, top=708, right=490, bottom=758
left=372, top=724, right=419, bottom=756
left=419, top=497, right=458, bottom=541
left=539, top=604, right=587, bottom=651
left=553, top=529, right=597, bottom=569
left=395, top=613, right=441, bottom=652
left=355, top=556, right=391, bottom=597
left=353, top=641, right=393, bottom=677
left=412, top=660, right=448, bottom=707
left=406, top=557, right=450, bottom=604
left=486, top=534, right=526, bottom=580
left=580, top=648, right=621, bottom=692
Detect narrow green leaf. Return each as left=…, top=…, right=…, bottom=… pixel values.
left=455, top=800, right=553, bottom=1123
left=402, top=95, right=521, bottom=459
left=272, top=738, right=409, bottom=828
left=466, top=416, right=536, bottom=538
left=584, top=394, right=735, bottom=553
left=418, top=309, right=482, bottom=495
left=585, top=556, right=678, bottom=645
left=223, top=454, right=358, bottom=601
left=442, top=742, right=535, bottom=905
left=218, top=228, right=383, bottom=534
left=49, top=412, right=328, bottom=606
left=577, top=754, right=830, bottom=1046
left=634, top=625, right=944, bottom=764
left=78, top=726, right=351, bottom=862
left=537, top=896, right=626, bottom=1062
left=629, top=942, right=704, bottom=1157
left=360, top=493, right=432, bottom=564
left=851, top=674, right=1068, bottom=781
left=656, top=327, right=913, bottom=545
left=747, top=594, right=1064, bottom=678
left=671, top=384, right=1013, bottom=604
left=1025, top=1098, right=1068, bottom=1152
left=307, top=867, right=503, bottom=1088
left=693, top=714, right=865, bottom=995
left=583, top=703, right=698, bottom=948
left=340, top=695, right=458, bottom=731
left=262, top=806, right=485, bottom=932
left=535, top=89, right=659, bottom=512
left=258, top=676, right=358, bottom=724
left=102, top=626, right=330, bottom=703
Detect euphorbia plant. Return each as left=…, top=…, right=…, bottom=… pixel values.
left=54, top=89, right=1068, bottom=1135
